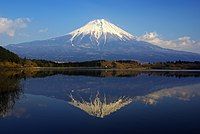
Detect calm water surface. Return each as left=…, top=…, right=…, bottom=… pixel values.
left=0, top=70, right=200, bottom=134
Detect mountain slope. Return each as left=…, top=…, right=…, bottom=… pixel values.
left=0, top=46, right=21, bottom=63
left=5, top=19, right=200, bottom=62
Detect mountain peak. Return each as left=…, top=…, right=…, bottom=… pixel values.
left=88, top=19, right=108, bottom=24
left=69, top=19, right=135, bottom=45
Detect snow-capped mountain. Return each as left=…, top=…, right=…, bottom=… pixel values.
left=69, top=19, right=135, bottom=47
left=5, top=19, right=200, bottom=62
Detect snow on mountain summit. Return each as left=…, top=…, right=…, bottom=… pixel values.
left=69, top=19, right=135, bottom=45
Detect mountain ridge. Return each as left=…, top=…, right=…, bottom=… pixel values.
left=5, top=19, right=200, bottom=62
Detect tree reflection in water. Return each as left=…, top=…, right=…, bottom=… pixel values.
left=0, top=73, right=23, bottom=117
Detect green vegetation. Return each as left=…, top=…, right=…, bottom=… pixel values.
left=0, top=46, right=200, bottom=70
left=0, top=46, right=21, bottom=67
left=0, top=46, right=21, bottom=63
left=0, top=46, right=37, bottom=68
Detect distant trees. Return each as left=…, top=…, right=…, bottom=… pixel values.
left=148, top=61, right=200, bottom=70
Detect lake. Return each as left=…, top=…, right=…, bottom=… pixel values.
left=0, top=69, right=200, bottom=134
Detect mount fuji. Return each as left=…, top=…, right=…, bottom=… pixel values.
left=5, top=19, right=200, bottom=62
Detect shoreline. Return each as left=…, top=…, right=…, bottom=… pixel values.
left=1, top=67, right=200, bottom=72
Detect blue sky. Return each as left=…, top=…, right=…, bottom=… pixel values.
left=0, top=0, right=200, bottom=47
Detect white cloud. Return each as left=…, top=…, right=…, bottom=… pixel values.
left=138, top=32, right=200, bottom=54
left=0, top=17, right=31, bottom=37
left=38, top=28, right=48, bottom=33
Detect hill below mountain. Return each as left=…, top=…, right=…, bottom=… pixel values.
left=0, top=46, right=21, bottom=63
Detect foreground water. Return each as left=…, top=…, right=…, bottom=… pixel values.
left=0, top=69, right=200, bottom=134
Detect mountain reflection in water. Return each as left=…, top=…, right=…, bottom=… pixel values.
left=0, top=69, right=200, bottom=119
left=68, top=92, right=132, bottom=118
left=68, top=83, right=200, bottom=118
